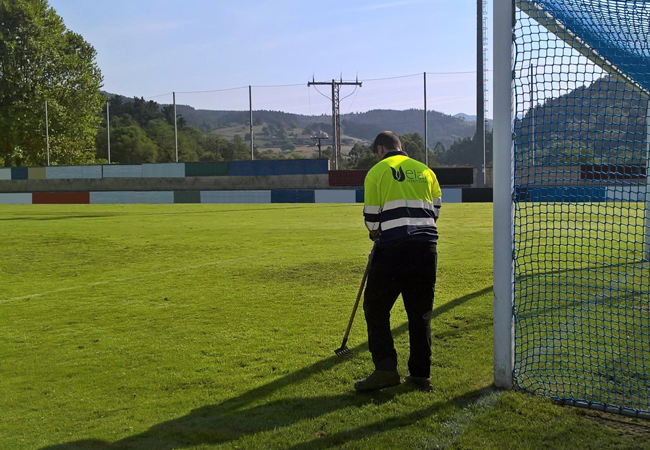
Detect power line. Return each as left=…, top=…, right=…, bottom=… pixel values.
left=143, top=70, right=487, bottom=101
left=252, top=83, right=305, bottom=88
left=143, top=92, right=174, bottom=99
left=175, top=86, right=248, bottom=95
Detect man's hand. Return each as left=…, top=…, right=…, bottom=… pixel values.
left=369, top=230, right=380, bottom=240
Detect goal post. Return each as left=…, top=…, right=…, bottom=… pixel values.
left=493, top=0, right=515, bottom=389
left=493, top=0, right=650, bottom=416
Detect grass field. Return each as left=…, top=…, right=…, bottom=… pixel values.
left=1, top=203, right=650, bottom=449
left=513, top=202, right=650, bottom=411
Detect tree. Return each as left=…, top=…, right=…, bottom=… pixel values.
left=161, top=104, right=186, bottom=129
left=0, top=0, right=104, bottom=166
left=230, top=134, right=249, bottom=160
left=176, top=126, right=202, bottom=162
left=348, top=142, right=367, bottom=165
left=400, top=132, right=425, bottom=162
left=437, top=131, right=493, bottom=168
left=103, top=125, right=159, bottom=164
left=144, top=119, right=176, bottom=162
left=201, top=132, right=227, bottom=161
left=353, top=154, right=376, bottom=170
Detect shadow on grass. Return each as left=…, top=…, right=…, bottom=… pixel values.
left=40, top=286, right=493, bottom=450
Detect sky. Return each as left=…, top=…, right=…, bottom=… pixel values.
left=47, top=0, right=493, bottom=118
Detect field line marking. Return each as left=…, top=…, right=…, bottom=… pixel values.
left=425, top=388, right=503, bottom=449
left=0, top=252, right=285, bottom=305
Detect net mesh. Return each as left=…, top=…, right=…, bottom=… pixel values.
left=513, top=0, right=650, bottom=416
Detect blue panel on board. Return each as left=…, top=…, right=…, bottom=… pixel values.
left=81, top=166, right=103, bottom=179
left=606, top=185, right=647, bottom=202
left=142, top=163, right=185, bottom=178
left=46, top=166, right=84, bottom=179
left=441, top=188, right=463, bottom=203
left=271, top=190, right=315, bottom=203
left=515, top=186, right=606, bottom=202
left=0, top=193, right=32, bottom=204
left=103, top=165, right=143, bottom=178
left=11, top=167, right=28, bottom=180
left=314, top=190, right=357, bottom=203
left=230, top=159, right=329, bottom=176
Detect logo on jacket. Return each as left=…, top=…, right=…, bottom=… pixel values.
left=391, top=166, right=406, bottom=182
left=391, top=165, right=427, bottom=183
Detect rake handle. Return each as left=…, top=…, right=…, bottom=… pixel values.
left=341, top=258, right=371, bottom=343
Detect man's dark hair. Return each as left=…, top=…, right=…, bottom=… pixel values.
left=372, top=131, right=402, bottom=154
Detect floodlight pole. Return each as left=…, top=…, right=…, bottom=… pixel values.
left=424, top=72, right=429, bottom=166
left=477, top=0, right=487, bottom=186
left=493, top=0, right=515, bottom=389
left=173, top=92, right=178, bottom=162
left=249, top=85, right=254, bottom=160
left=107, top=101, right=111, bottom=164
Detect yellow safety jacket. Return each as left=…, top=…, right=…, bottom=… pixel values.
left=363, top=151, right=442, bottom=245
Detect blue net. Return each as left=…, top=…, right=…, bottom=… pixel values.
left=533, top=0, right=650, bottom=92
left=513, top=0, right=650, bottom=417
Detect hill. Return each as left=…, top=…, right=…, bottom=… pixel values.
left=516, top=75, right=648, bottom=165
left=175, top=106, right=479, bottom=149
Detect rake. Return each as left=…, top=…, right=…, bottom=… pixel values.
left=334, top=257, right=371, bottom=358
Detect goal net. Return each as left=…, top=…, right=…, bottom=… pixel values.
left=511, top=0, right=650, bottom=416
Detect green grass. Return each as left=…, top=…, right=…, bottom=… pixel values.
left=1, top=203, right=649, bottom=449
left=513, top=202, right=650, bottom=410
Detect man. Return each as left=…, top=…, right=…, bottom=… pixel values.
left=355, top=130, right=442, bottom=392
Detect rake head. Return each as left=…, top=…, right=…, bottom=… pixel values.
left=334, top=338, right=353, bottom=358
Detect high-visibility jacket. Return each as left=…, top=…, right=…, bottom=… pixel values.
left=363, top=151, right=442, bottom=245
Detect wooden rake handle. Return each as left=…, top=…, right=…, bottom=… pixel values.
left=341, top=257, right=371, bottom=342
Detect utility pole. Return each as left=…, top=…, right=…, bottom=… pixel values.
left=311, top=132, right=330, bottom=159
left=308, top=77, right=362, bottom=169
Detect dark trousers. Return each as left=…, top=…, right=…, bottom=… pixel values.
left=363, top=240, right=437, bottom=378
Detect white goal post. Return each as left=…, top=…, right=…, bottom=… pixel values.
left=493, top=0, right=650, bottom=401
left=492, top=0, right=515, bottom=389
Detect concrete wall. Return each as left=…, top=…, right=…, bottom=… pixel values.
left=0, top=174, right=331, bottom=193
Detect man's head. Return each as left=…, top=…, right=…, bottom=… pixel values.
left=372, top=131, right=402, bottom=159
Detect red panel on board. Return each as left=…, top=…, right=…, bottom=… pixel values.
left=32, top=192, right=90, bottom=204
left=328, top=170, right=368, bottom=187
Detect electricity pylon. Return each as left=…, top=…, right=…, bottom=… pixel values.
left=308, top=77, right=362, bottom=169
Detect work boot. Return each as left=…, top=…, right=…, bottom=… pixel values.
left=405, top=375, right=433, bottom=392
left=354, top=370, right=401, bottom=392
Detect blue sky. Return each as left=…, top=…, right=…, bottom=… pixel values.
left=48, top=0, right=492, bottom=117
